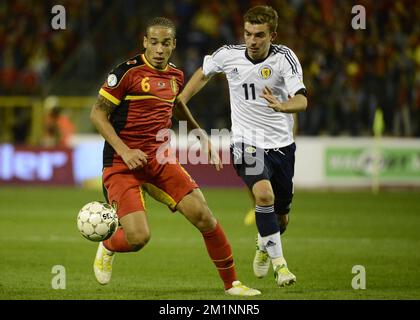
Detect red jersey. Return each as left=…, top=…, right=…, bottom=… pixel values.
left=99, top=54, right=183, bottom=167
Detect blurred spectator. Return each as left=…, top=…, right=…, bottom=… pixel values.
left=1, top=0, right=419, bottom=138
left=42, top=96, right=75, bottom=147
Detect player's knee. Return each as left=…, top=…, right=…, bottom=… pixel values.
left=179, top=192, right=216, bottom=232
left=188, top=202, right=216, bottom=232
left=195, top=210, right=217, bottom=232
left=126, top=231, right=150, bottom=251
left=254, top=189, right=274, bottom=206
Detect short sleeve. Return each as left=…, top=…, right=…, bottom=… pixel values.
left=281, top=47, right=306, bottom=97
left=202, top=47, right=227, bottom=77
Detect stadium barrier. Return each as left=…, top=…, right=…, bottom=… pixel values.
left=0, top=96, right=96, bottom=145
left=294, top=137, right=420, bottom=188
left=0, top=144, right=74, bottom=185
left=1, top=136, right=419, bottom=188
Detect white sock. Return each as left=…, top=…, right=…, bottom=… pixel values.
left=261, top=231, right=283, bottom=259
left=257, top=233, right=266, bottom=251
left=272, top=256, right=287, bottom=268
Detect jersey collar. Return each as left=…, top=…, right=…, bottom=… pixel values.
left=245, top=45, right=273, bottom=65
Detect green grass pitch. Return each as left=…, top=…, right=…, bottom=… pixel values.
left=0, top=186, right=419, bottom=300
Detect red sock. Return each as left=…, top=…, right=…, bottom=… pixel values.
left=202, top=222, right=237, bottom=290
left=103, top=228, right=134, bottom=252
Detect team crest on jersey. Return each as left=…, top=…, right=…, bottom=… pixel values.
left=259, top=66, right=273, bottom=79
left=170, top=77, right=178, bottom=94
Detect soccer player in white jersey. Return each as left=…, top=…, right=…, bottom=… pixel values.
left=178, top=5, right=307, bottom=287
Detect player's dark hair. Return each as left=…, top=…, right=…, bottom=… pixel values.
left=145, top=17, right=176, bottom=38
left=244, top=5, right=278, bottom=33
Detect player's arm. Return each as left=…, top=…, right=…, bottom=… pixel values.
left=173, top=99, right=202, bottom=131
left=90, top=96, right=147, bottom=170
left=173, top=99, right=222, bottom=171
left=260, top=86, right=307, bottom=113
left=177, top=68, right=212, bottom=104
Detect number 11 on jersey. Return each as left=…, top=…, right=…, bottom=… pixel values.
left=242, top=83, right=256, bottom=100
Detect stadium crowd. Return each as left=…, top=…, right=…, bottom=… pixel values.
left=1, top=0, right=419, bottom=139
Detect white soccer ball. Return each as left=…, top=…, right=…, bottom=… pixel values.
left=77, top=201, right=118, bottom=242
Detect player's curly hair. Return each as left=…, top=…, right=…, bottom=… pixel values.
left=244, top=5, right=278, bottom=33
left=145, top=17, right=176, bottom=38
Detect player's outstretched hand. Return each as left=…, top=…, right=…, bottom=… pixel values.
left=121, top=149, right=148, bottom=170
left=260, top=86, right=283, bottom=112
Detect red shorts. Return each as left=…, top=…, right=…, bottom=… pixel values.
left=103, top=158, right=199, bottom=218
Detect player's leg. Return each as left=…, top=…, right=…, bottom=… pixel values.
left=269, top=143, right=296, bottom=286
left=101, top=176, right=150, bottom=252
left=94, top=211, right=150, bottom=284
left=146, top=160, right=260, bottom=296
left=105, top=211, right=150, bottom=252
left=278, top=214, right=289, bottom=234
left=230, top=143, right=275, bottom=279
left=271, top=215, right=295, bottom=286
left=238, top=146, right=294, bottom=285
left=270, top=210, right=294, bottom=287
left=94, top=166, right=150, bottom=285
left=176, top=188, right=260, bottom=296
left=272, top=188, right=291, bottom=236
left=252, top=179, right=286, bottom=279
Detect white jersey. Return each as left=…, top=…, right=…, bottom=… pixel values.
left=202, top=44, right=306, bottom=149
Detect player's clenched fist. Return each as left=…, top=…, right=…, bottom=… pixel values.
left=121, top=149, right=148, bottom=170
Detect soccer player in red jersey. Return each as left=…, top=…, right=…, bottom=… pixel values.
left=89, top=17, right=260, bottom=296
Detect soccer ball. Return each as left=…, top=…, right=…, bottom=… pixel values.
left=77, top=201, right=118, bottom=242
